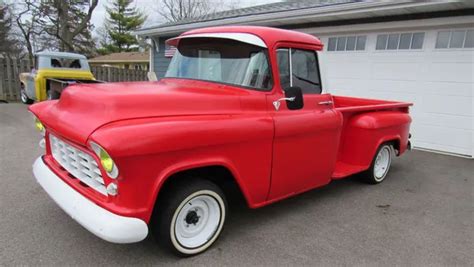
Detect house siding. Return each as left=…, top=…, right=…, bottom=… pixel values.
left=154, top=37, right=173, bottom=78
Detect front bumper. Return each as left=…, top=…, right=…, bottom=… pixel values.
left=33, top=157, right=148, bottom=243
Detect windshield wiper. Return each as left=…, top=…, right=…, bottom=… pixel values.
left=293, top=74, right=320, bottom=86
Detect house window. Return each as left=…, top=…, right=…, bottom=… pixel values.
left=435, top=29, right=474, bottom=49
left=376, top=32, right=425, bottom=50
left=327, top=36, right=367, bottom=51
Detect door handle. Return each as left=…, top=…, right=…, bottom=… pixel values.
left=318, top=100, right=333, bottom=105
left=276, top=97, right=296, bottom=102
left=273, top=97, right=295, bottom=111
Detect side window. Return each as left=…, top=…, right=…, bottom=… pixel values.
left=276, top=49, right=290, bottom=90
left=51, top=58, right=62, bottom=68
left=291, top=49, right=321, bottom=94
left=69, top=59, right=82, bottom=69
left=276, top=48, right=322, bottom=94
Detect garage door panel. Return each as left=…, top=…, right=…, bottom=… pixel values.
left=431, top=52, right=474, bottom=63
left=423, top=94, right=472, bottom=116
left=369, top=79, right=421, bottom=94
left=413, top=141, right=471, bottom=156
left=322, top=54, right=371, bottom=79
left=370, top=52, right=425, bottom=62
left=324, top=62, right=371, bottom=79
left=418, top=113, right=472, bottom=130
left=423, top=81, right=472, bottom=97
left=367, top=90, right=417, bottom=103
left=414, top=125, right=471, bottom=153
left=426, top=62, right=473, bottom=83
left=325, top=79, right=371, bottom=96
left=372, top=62, right=422, bottom=81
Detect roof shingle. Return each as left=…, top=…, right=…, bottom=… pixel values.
left=140, top=0, right=356, bottom=31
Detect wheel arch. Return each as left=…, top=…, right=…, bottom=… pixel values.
left=375, top=135, right=401, bottom=156
left=148, top=160, right=252, bottom=221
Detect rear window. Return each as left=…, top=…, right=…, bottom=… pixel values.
left=50, top=58, right=82, bottom=69
left=37, top=56, right=90, bottom=70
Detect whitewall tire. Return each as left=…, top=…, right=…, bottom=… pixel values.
left=152, top=179, right=227, bottom=256
left=362, top=143, right=393, bottom=184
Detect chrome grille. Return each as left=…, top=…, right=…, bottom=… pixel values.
left=49, top=134, right=107, bottom=195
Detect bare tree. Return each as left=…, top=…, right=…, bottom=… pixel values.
left=40, top=0, right=99, bottom=54
left=13, top=1, right=45, bottom=61
left=0, top=3, right=24, bottom=59
left=156, top=0, right=216, bottom=22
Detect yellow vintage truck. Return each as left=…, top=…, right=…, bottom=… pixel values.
left=19, top=51, right=99, bottom=104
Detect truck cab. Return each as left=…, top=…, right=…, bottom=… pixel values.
left=19, top=51, right=96, bottom=104
left=29, top=26, right=412, bottom=256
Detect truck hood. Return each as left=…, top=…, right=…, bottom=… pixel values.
left=29, top=78, right=246, bottom=145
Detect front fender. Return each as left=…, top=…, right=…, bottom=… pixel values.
left=89, top=114, right=274, bottom=222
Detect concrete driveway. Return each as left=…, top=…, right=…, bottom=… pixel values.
left=1, top=103, right=473, bottom=266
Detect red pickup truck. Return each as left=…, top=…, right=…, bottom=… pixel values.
left=30, top=26, right=412, bottom=256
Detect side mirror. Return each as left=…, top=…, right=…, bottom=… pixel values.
left=285, top=86, right=304, bottom=110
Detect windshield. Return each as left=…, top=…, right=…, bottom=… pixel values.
left=165, top=38, right=272, bottom=90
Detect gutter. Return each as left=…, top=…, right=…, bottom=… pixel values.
left=133, top=1, right=449, bottom=37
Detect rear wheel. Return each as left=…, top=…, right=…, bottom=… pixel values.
left=362, top=143, right=392, bottom=184
left=152, top=179, right=227, bottom=256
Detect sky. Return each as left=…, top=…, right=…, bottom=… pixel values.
left=91, top=0, right=282, bottom=32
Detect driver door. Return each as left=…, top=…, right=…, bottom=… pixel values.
left=268, top=47, right=341, bottom=200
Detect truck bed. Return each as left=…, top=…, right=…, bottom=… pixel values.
left=331, top=95, right=412, bottom=179
left=332, top=95, right=412, bottom=113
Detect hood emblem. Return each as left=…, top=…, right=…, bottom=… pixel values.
left=273, top=100, right=281, bottom=111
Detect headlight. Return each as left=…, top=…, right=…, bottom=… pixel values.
left=99, top=149, right=114, bottom=173
left=89, top=141, right=119, bottom=179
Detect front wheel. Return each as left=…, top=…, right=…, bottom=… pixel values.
left=152, top=179, right=227, bottom=256
left=20, top=85, right=33, bottom=104
left=362, top=143, right=393, bottom=184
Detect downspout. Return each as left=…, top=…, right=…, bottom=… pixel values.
left=149, top=37, right=155, bottom=73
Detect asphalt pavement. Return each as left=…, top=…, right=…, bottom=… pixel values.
left=1, top=102, right=473, bottom=265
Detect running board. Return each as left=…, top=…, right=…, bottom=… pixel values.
left=332, top=161, right=367, bottom=179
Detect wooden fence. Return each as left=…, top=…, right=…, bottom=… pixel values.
left=0, top=58, right=149, bottom=102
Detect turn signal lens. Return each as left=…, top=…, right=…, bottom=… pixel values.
left=35, top=118, right=44, bottom=132
left=106, top=183, right=118, bottom=196
left=89, top=141, right=119, bottom=179
left=34, top=118, right=45, bottom=135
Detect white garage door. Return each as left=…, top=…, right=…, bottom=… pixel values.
left=318, top=27, right=474, bottom=158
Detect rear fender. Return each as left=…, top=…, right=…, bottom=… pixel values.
left=339, top=111, right=411, bottom=169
